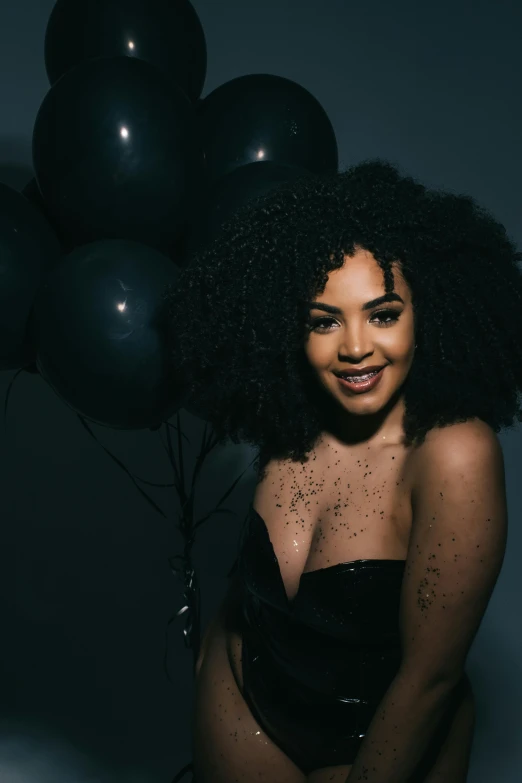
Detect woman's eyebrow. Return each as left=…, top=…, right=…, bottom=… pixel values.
left=306, top=292, right=405, bottom=314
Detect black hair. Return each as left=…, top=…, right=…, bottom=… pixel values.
left=164, top=158, right=522, bottom=478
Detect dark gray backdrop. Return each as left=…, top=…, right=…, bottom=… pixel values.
left=0, top=1, right=521, bottom=780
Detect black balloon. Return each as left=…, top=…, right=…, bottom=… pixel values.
left=44, top=0, right=207, bottom=102
left=185, top=161, right=312, bottom=257
left=32, top=56, right=203, bottom=251
left=197, top=74, right=338, bottom=185
left=0, top=183, right=60, bottom=370
left=33, top=239, right=184, bottom=429
left=22, top=177, right=73, bottom=252
left=22, top=178, right=52, bottom=223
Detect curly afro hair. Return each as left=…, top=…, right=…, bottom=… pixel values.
left=164, top=158, right=522, bottom=477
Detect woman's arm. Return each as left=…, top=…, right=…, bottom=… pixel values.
left=195, top=565, right=244, bottom=676
left=344, top=419, right=507, bottom=783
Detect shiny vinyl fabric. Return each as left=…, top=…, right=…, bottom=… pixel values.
left=237, top=505, right=407, bottom=773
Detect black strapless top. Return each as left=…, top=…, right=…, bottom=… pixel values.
left=235, top=504, right=407, bottom=772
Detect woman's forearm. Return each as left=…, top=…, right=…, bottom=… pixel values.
left=195, top=575, right=242, bottom=675
left=344, top=670, right=464, bottom=783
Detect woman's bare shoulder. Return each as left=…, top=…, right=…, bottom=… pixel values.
left=409, top=417, right=501, bottom=495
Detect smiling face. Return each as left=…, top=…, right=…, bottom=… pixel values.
left=303, top=247, right=416, bottom=446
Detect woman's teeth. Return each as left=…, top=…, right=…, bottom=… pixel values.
left=340, top=370, right=379, bottom=383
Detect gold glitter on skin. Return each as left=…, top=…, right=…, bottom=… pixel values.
left=254, top=436, right=412, bottom=602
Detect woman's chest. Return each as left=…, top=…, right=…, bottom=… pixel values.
left=252, top=442, right=415, bottom=603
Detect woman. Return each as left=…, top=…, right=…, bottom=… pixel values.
left=164, top=159, right=521, bottom=782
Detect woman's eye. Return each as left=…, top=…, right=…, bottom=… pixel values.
left=372, top=310, right=401, bottom=326
left=309, top=310, right=400, bottom=332
left=309, top=317, right=336, bottom=332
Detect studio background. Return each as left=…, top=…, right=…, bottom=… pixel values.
left=0, top=1, right=521, bottom=780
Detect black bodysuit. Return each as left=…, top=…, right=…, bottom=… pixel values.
left=236, top=504, right=407, bottom=773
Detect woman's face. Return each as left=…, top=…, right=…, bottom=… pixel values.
left=303, top=247, right=416, bottom=441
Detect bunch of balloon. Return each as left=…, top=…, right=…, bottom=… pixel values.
left=3, top=8, right=258, bottom=783
left=5, top=0, right=214, bottom=700
left=2, top=2, right=341, bottom=781
left=22, top=0, right=208, bottom=427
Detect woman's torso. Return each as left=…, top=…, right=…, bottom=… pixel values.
left=201, top=432, right=416, bottom=694
left=193, top=435, right=476, bottom=777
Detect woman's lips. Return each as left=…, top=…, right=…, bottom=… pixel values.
left=335, top=365, right=386, bottom=394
